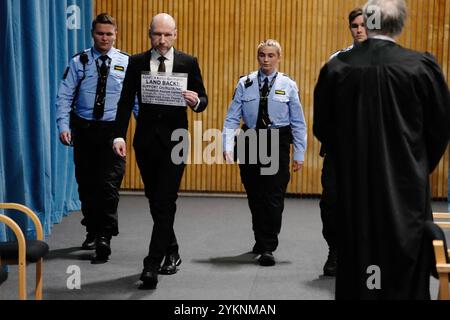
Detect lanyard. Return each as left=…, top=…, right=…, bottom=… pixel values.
left=258, top=71, right=278, bottom=99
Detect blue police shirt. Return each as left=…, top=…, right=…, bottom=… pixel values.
left=56, top=46, right=137, bottom=134
left=223, top=70, right=307, bottom=161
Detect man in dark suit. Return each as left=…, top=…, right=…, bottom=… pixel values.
left=314, top=0, right=450, bottom=299
left=113, top=13, right=208, bottom=289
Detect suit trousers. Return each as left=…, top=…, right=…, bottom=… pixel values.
left=72, top=116, right=125, bottom=237
left=238, top=127, right=291, bottom=253
left=135, top=129, right=185, bottom=267
left=319, top=153, right=337, bottom=250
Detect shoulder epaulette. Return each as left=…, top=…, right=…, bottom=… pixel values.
left=242, top=73, right=255, bottom=88
left=240, top=72, right=256, bottom=79
left=72, top=49, right=88, bottom=58
left=118, top=50, right=130, bottom=57
left=72, top=52, right=82, bottom=58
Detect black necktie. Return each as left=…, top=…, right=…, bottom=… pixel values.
left=257, top=77, right=271, bottom=129
left=158, top=56, right=166, bottom=72
left=93, top=55, right=109, bottom=120
left=261, top=77, right=269, bottom=97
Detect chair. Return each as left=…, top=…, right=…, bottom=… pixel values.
left=425, top=217, right=450, bottom=300
left=0, top=203, right=49, bottom=300
left=433, top=212, right=450, bottom=229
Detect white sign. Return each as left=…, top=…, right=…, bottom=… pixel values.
left=141, top=72, right=188, bottom=106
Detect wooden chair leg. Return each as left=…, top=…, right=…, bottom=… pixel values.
left=18, top=261, right=26, bottom=300
left=35, top=258, right=43, bottom=300
left=439, top=274, right=450, bottom=300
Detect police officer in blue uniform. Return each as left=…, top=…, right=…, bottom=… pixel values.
left=56, top=13, right=135, bottom=263
left=223, top=39, right=307, bottom=266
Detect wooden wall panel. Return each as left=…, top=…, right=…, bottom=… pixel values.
left=95, top=0, right=450, bottom=198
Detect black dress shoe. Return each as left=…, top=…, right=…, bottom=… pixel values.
left=323, top=248, right=337, bottom=276
left=139, top=266, right=159, bottom=289
left=258, top=252, right=275, bottom=266
left=159, top=253, right=181, bottom=275
left=81, top=233, right=96, bottom=250
left=93, top=235, right=111, bottom=262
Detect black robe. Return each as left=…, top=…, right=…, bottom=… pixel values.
left=313, top=38, right=450, bottom=299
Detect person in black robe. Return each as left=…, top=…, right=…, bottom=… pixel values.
left=313, top=0, right=450, bottom=299
left=320, top=7, right=369, bottom=278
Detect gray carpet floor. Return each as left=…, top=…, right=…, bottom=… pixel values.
left=0, top=195, right=447, bottom=300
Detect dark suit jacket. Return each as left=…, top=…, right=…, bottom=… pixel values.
left=115, top=48, right=208, bottom=149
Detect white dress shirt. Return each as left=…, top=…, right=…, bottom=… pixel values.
left=151, top=47, right=175, bottom=72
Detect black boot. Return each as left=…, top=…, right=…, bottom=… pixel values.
left=323, top=248, right=337, bottom=276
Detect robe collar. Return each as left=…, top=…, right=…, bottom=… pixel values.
left=370, top=35, right=396, bottom=43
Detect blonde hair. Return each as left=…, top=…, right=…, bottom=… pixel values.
left=257, top=39, right=282, bottom=56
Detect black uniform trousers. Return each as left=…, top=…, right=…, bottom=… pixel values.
left=135, top=124, right=185, bottom=268
left=238, top=126, right=291, bottom=253
left=72, top=114, right=125, bottom=238
left=319, top=151, right=337, bottom=250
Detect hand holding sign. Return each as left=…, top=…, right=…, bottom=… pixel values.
left=182, top=90, right=199, bottom=107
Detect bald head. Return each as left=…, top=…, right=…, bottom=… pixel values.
left=149, top=13, right=177, bottom=55
left=150, top=13, right=176, bottom=32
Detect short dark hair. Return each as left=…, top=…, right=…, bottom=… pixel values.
left=92, top=13, right=117, bottom=31
left=348, top=8, right=363, bottom=25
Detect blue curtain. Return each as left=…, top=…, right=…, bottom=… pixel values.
left=0, top=0, right=93, bottom=241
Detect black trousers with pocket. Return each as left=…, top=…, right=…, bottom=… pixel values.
left=238, top=126, right=292, bottom=253
left=72, top=115, right=125, bottom=238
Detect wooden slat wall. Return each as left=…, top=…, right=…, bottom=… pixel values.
left=95, top=0, right=450, bottom=198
